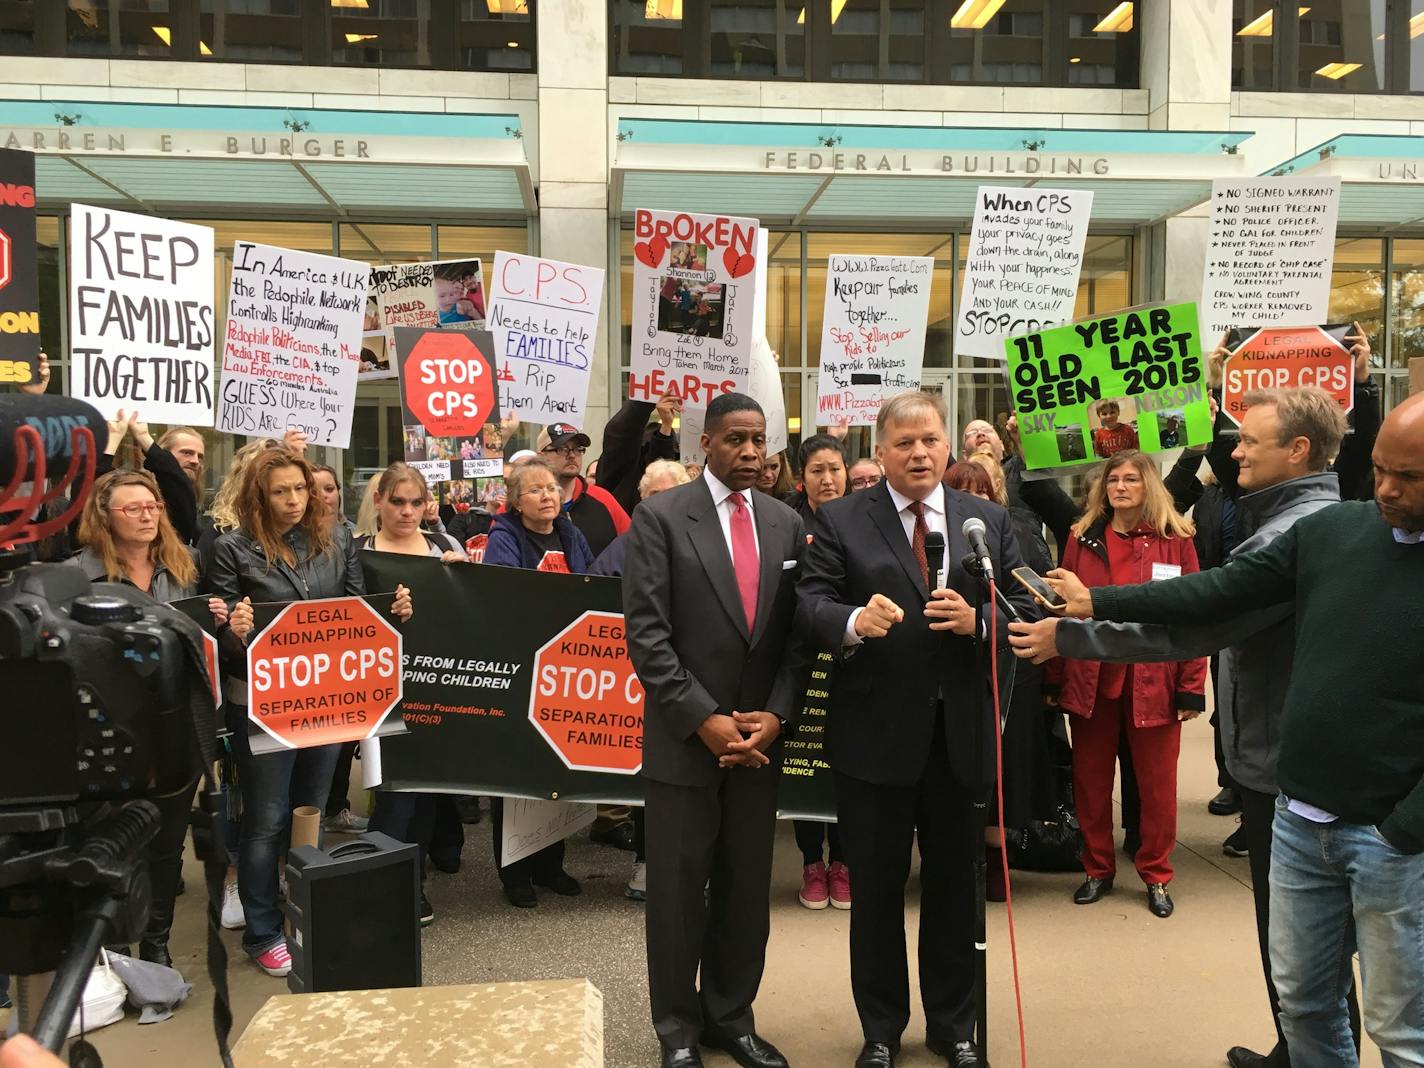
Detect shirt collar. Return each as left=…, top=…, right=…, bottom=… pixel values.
left=704, top=466, right=752, bottom=510
left=1395, top=527, right=1424, bottom=544
left=886, top=480, right=945, bottom=517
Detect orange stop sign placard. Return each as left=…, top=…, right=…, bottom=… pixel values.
left=1222, top=326, right=1355, bottom=428
left=247, top=596, right=402, bottom=750
left=529, top=610, right=644, bottom=774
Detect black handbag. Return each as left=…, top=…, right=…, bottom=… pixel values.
left=1004, top=804, right=1084, bottom=872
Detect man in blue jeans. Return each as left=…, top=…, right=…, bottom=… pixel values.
left=1042, top=392, right=1424, bottom=1068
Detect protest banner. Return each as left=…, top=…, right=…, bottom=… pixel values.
left=628, top=208, right=760, bottom=408
left=956, top=187, right=1093, bottom=361
left=1221, top=324, right=1356, bottom=427
left=0, top=148, right=40, bottom=385
left=776, top=651, right=836, bottom=821
left=1007, top=302, right=1210, bottom=470
left=68, top=205, right=215, bottom=425
left=244, top=593, right=406, bottom=755
left=1200, top=176, right=1340, bottom=340
left=749, top=337, right=788, bottom=457
left=488, top=251, right=604, bottom=422
left=375, top=258, right=486, bottom=342
left=395, top=326, right=503, bottom=484
left=816, top=254, right=934, bottom=424
left=500, top=797, right=598, bottom=868
left=357, top=267, right=395, bottom=380
left=217, top=241, right=369, bottom=447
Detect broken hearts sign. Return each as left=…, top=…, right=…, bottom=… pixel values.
left=629, top=208, right=760, bottom=406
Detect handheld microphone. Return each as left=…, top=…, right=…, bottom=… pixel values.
left=924, top=530, right=945, bottom=591
left=961, top=516, right=994, bottom=582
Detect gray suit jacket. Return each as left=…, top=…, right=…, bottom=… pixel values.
left=623, top=477, right=808, bottom=787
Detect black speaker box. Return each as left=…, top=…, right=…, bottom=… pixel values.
left=284, top=831, right=422, bottom=994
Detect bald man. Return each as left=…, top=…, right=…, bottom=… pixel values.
left=1032, top=393, right=1424, bottom=1068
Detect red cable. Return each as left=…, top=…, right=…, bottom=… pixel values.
left=990, top=581, right=1029, bottom=1068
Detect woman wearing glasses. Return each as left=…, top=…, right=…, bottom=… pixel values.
left=483, top=458, right=591, bottom=905
left=72, top=469, right=247, bottom=970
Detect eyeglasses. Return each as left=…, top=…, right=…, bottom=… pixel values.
left=110, top=502, right=164, bottom=519
left=850, top=474, right=882, bottom=489
left=520, top=485, right=561, bottom=499
left=1105, top=475, right=1143, bottom=487
left=543, top=444, right=586, bottom=457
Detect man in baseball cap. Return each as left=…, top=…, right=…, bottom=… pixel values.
left=537, top=422, right=629, bottom=557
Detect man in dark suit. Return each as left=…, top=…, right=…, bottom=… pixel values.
left=796, top=391, right=1037, bottom=1068
left=624, top=392, right=809, bottom=1068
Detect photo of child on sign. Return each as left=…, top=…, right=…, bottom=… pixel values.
left=1089, top=397, right=1140, bottom=458
left=435, top=264, right=482, bottom=325
left=657, top=243, right=725, bottom=340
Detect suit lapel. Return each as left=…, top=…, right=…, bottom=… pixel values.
left=869, top=482, right=929, bottom=601
left=686, top=480, right=752, bottom=639
left=748, top=497, right=782, bottom=648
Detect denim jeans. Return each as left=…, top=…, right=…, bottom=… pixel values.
left=1270, top=796, right=1424, bottom=1068
left=226, top=703, right=340, bottom=955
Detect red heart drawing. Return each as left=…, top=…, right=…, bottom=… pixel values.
left=724, top=247, right=756, bottom=278
left=634, top=236, right=668, bottom=269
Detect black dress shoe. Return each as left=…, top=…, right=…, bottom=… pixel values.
left=533, top=870, right=582, bottom=896
left=660, top=1047, right=704, bottom=1068
left=701, top=1030, right=789, bottom=1068
left=926, top=1034, right=982, bottom=1066
left=1209, top=787, right=1242, bottom=816
left=1073, top=875, right=1114, bottom=904
left=1147, top=882, right=1174, bottom=918
left=429, top=851, right=462, bottom=874
left=503, top=881, right=537, bottom=908
left=590, top=821, right=638, bottom=851
left=855, top=1040, right=897, bottom=1067
left=1226, top=1046, right=1278, bottom=1068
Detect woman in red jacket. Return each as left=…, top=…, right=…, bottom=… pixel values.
left=1045, top=450, right=1207, bottom=919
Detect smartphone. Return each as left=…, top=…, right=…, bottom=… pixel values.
left=1011, top=566, right=1067, bottom=611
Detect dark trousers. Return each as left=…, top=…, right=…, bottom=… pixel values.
left=369, top=791, right=437, bottom=886
left=141, top=780, right=199, bottom=954
left=1239, top=785, right=1362, bottom=1064
left=835, top=715, right=980, bottom=1046
left=324, top=741, right=358, bottom=818
left=489, top=797, right=566, bottom=887
left=430, top=795, right=465, bottom=867
left=644, top=768, right=778, bottom=1050
left=793, top=819, right=843, bottom=866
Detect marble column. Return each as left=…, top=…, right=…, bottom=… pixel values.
left=1142, top=0, right=1233, bottom=131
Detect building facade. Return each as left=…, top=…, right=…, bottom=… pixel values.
left=2, top=0, right=1419, bottom=492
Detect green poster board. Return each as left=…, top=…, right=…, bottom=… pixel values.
left=1005, top=302, right=1211, bottom=470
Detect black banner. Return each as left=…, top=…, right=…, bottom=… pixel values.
left=0, top=147, right=39, bottom=384
left=777, top=650, right=837, bottom=821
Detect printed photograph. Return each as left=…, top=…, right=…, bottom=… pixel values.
left=1155, top=409, right=1187, bottom=450
left=476, top=477, right=507, bottom=511
left=1088, top=396, right=1140, bottom=458
left=363, top=294, right=382, bottom=332
left=402, top=424, right=427, bottom=462
left=443, top=479, right=473, bottom=508
left=669, top=242, right=709, bottom=271
left=433, top=261, right=485, bottom=326
left=358, top=333, right=390, bottom=376
left=1054, top=424, right=1088, bottom=463
left=482, top=421, right=505, bottom=455
left=657, top=277, right=727, bottom=340
left=425, top=435, right=459, bottom=462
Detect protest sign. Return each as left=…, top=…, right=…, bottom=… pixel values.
left=395, top=326, right=503, bottom=484
left=628, top=208, right=760, bottom=408
left=1008, top=302, right=1210, bottom=470
left=375, top=258, right=486, bottom=341
left=749, top=337, right=788, bottom=457
left=1221, top=324, right=1355, bottom=427
left=244, top=594, right=406, bottom=755
left=816, top=254, right=934, bottom=424
left=68, top=205, right=215, bottom=425
left=168, top=596, right=222, bottom=708
left=956, top=187, right=1093, bottom=361
left=0, top=148, right=40, bottom=385
left=487, top=252, right=605, bottom=422
left=500, top=798, right=598, bottom=867
left=1201, top=177, right=1340, bottom=340
left=357, top=268, right=395, bottom=380
left=217, top=242, right=369, bottom=447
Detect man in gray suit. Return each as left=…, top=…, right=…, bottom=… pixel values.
left=624, top=392, right=808, bottom=1068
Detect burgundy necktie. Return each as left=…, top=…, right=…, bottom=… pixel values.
left=910, top=500, right=929, bottom=590
left=728, top=492, right=759, bottom=630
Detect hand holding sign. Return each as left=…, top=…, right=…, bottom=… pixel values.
left=392, top=583, right=413, bottom=622
left=1347, top=321, right=1371, bottom=379
left=229, top=596, right=254, bottom=642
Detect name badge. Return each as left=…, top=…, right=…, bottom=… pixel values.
left=1151, top=562, right=1182, bottom=582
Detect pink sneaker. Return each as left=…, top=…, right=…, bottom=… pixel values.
left=799, top=861, right=829, bottom=910
left=253, top=940, right=292, bottom=977
left=828, top=862, right=851, bottom=910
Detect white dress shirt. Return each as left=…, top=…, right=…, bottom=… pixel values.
left=844, top=482, right=950, bottom=646
left=704, top=466, right=761, bottom=561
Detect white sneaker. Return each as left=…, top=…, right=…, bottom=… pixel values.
left=625, top=861, right=647, bottom=901
left=322, top=809, right=368, bottom=833
left=221, top=880, right=245, bottom=930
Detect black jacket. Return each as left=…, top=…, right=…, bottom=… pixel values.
left=598, top=399, right=679, bottom=516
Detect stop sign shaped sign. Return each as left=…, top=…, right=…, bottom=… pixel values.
left=398, top=328, right=497, bottom=438
left=529, top=611, right=644, bottom=774
left=247, top=596, right=402, bottom=750
left=1222, top=326, right=1355, bottom=427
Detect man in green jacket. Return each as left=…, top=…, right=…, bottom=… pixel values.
left=1036, top=393, right=1424, bottom=1068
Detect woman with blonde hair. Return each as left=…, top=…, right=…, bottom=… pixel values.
left=1044, top=451, right=1207, bottom=918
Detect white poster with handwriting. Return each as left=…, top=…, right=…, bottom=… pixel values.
left=1200, top=176, right=1340, bottom=339
left=217, top=242, right=370, bottom=448
left=955, top=187, right=1093, bottom=360
left=815, top=255, right=933, bottom=425
left=487, top=251, right=605, bottom=424
left=500, top=797, right=596, bottom=868
left=68, top=205, right=216, bottom=425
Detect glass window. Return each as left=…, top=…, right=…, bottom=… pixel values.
left=1232, top=0, right=1275, bottom=90
left=1065, top=1, right=1137, bottom=85
left=829, top=0, right=882, bottom=81
left=1412, top=1, right=1424, bottom=92
left=765, top=231, right=803, bottom=368
left=460, top=0, right=533, bottom=72
left=949, top=0, right=1047, bottom=84
left=708, top=0, right=802, bottom=79
left=956, top=372, right=1012, bottom=442
left=338, top=223, right=433, bottom=264
left=199, top=0, right=304, bottom=63
left=1332, top=237, right=1385, bottom=366
left=35, top=216, right=62, bottom=387
left=1075, top=236, right=1133, bottom=318
left=330, top=0, right=431, bottom=68
left=611, top=0, right=684, bottom=75
left=66, top=0, right=172, bottom=58
left=0, top=0, right=35, bottom=53
left=1295, top=0, right=1386, bottom=92
left=1388, top=238, right=1424, bottom=371
left=435, top=224, right=529, bottom=260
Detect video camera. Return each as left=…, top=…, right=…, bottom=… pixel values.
left=0, top=393, right=231, bottom=1064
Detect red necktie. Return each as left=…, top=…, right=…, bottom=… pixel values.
left=728, top=492, right=759, bottom=631
left=910, top=500, right=929, bottom=590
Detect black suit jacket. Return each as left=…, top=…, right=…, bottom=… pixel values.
left=795, top=482, right=1038, bottom=788
left=624, top=478, right=809, bottom=788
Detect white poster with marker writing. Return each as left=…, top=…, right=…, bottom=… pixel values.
left=955, top=187, right=1093, bottom=360
left=816, top=255, right=934, bottom=426
left=500, top=797, right=597, bottom=868
left=68, top=205, right=216, bottom=425
left=216, top=241, right=370, bottom=448
left=487, top=251, right=605, bottom=424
